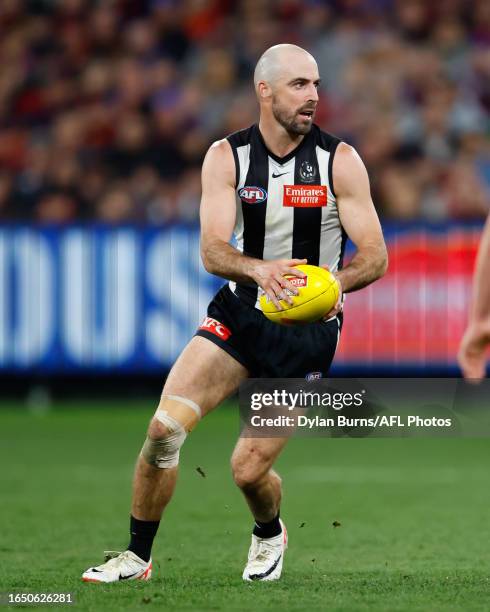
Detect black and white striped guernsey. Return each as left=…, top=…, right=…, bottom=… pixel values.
left=226, top=123, right=347, bottom=307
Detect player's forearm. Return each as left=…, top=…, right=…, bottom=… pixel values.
left=336, top=243, right=388, bottom=293
left=469, top=216, right=490, bottom=326
left=201, top=238, right=260, bottom=283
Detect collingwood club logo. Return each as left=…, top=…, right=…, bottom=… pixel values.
left=300, top=160, right=316, bottom=183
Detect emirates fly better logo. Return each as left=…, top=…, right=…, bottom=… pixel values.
left=283, top=185, right=327, bottom=207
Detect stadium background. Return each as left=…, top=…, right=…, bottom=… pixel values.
left=1, top=3, right=490, bottom=611
left=0, top=0, right=489, bottom=387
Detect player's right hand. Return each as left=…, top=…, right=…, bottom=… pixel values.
left=251, top=258, right=307, bottom=309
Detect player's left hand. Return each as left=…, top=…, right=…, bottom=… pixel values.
left=321, top=265, right=343, bottom=319
left=458, top=321, right=490, bottom=381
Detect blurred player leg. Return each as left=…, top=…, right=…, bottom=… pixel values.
left=458, top=213, right=490, bottom=380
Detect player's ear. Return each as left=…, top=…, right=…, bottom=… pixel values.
left=257, top=81, right=272, bottom=99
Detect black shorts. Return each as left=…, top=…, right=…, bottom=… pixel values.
left=195, top=285, right=342, bottom=379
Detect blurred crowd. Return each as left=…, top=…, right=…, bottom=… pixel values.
left=0, top=0, right=489, bottom=223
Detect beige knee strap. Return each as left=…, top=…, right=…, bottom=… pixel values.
left=140, top=395, right=202, bottom=468
left=158, top=394, right=201, bottom=432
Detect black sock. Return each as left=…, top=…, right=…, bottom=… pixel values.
left=253, top=512, right=281, bottom=539
left=127, top=515, right=160, bottom=562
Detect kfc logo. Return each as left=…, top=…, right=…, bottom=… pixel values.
left=199, top=317, right=232, bottom=340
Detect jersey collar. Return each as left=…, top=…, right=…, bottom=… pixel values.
left=254, top=123, right=315, bottom=165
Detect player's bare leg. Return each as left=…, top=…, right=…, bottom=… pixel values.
left=82, top=336, right=248, bottom=583
left=131, top=336, right=248, bottom=521
left=231, top=437, right=288, bottom=520
left=231, top=436, right=290, bottom=581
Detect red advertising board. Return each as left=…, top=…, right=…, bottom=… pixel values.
left=336, top=228, right=482, bottom=366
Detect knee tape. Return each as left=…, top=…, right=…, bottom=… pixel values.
left=140, top=394, right=202, bottom=469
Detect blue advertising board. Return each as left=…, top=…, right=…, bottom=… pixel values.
left=0, top=226, right=221, bottom=372
left=0, top=223, right=482, bottom=374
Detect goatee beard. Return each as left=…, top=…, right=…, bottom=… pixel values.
left=272, top=105, right=313, bottom=136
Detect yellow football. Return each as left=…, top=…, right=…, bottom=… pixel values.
left=259, top=264, right=340, bottom=325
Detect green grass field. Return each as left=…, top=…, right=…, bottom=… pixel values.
left=1, top=400, right=490, bottom=611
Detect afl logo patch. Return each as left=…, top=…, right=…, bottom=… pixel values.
left=305, top=371, right=323, bottom=381
left=239, top=186, right=267, bottom=204
left=300, top=160, right=316, bottom=183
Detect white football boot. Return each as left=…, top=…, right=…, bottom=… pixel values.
left=82, top=550, right=152, bottom=583
left=242, top=519, right=288, bottom=581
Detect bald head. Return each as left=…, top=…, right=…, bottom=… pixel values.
left=254, top=44, right=317, bottom=90
left=254, top=44, right=320, bottom=136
